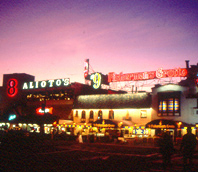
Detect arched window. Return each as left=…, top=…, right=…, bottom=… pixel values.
left=109, top=110, right=114, bottom=119
left=98, top=110, right=103, bottom=120
left=81, top=110, right=86, bottom=122
left=89, top=110, right=94, bottom=122
left=75, top=110, right=78, bottom=117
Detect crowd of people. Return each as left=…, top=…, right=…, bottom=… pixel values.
left=158, top=127, right=197, bottom=171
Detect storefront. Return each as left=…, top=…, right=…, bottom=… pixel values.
left=0, top=73, right=125, bottom=135
left=72, top=92, right=152, bottom=140
left=0, top=60, right=198, bottom=141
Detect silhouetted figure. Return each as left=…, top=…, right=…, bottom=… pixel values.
left=158, top=132, right=174, bottom=170
left=180, top=127, right=197, bottom=170
left=77, top=133, right=83, bottom=143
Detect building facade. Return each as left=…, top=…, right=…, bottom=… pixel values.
left=0, top=61, right=198, bottom=141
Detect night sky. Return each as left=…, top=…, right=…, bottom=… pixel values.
left=0, top=0, right=198, bottom=87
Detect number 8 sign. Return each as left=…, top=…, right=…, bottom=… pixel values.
left=7, top=78, right=18, bottom=97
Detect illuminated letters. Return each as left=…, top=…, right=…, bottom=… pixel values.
left=29, top=81, right=34, bottom=89
left=48, top=80, right=54, bottom=87
left=56, top=79, right=61, bottom=86
left=36, top=107, right=53, bottom=115
left=41, top=81, right=47, bottom=88
left=62, top=78, right=70, bottom=86
left=7, top=79, right=18, bottom=97
left=23, top=82, right=28, bottom=89
left=108, top=68, right=188, bottom=82
left=35, top=81, right=39, bottom=88
left=156, top=68, right=164, bottom=78
left=90, top=73, right=102, bottom=89
left=22, top=78, right=70, bottom=90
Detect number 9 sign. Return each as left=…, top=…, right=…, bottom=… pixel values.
left=90, top=73, right=102, bottom=89
left=7, top=78, right=18, bottom=97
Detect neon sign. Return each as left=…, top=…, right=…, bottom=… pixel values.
left=22, top=78, right=70, bottom=90
left=93, top=123, right=115, bottom=128
left=8, top=114, right=16, bottom=121
left=108, top=68, right=188, bottom=82
left=36, top=107, right=53, bottom=115
left=147, top=124, right=175, bottom=129
left=7, top=78, right=18, bottom=97
left=90, top=73, right=102, bottom=89
left=84, top=59, right=89, bottom=78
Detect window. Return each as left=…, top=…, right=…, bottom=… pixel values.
left=89, top=110, right=94, bottom=122
left=193, top=109, right=198, bottom=116
left=75, top=110, right=78, bottom=117
left=81, top=110, right=86, bottom=122
left=140, top=110, right=147, bottom=118
left=109, top=110, right=114, bottom=119
left=98, top=110, right=103, bottom=120
left=158, top=92, right=181, bottom=116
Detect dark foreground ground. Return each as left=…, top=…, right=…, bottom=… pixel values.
left=0, top=137, right=198, bottom=172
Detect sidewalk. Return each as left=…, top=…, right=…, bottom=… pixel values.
left=46, top=138, right=197, bottom=150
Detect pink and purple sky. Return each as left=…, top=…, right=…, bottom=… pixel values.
left=0, top=0, right=198, bottom=87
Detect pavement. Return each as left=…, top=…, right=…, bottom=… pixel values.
left=1, top=138, right=198, bottom=172
left=51, top=140, right=198, bottom=172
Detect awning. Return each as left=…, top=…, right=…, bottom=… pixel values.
left=145, top=119, right=189, bottom=129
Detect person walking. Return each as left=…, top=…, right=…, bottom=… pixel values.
left=77, top=133, right=83, bottom=143
left=180, top=126, right=197, bottom=171
left=158, top=131, right=174, bottom=170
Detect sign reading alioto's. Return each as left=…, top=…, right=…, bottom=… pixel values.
left=22, top=78, right=70, bottom=90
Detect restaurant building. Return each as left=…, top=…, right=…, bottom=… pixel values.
left=72, top=92, right=152, bottom=140
left=0, top=73, right=125, bottom=135
left=75, top=60, right=198, bottom=141
left=0, top=60, right=198, bottom=142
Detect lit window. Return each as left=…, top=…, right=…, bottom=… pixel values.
left=175, top=98, right=179, bottom=112
left=109, top=110, right=114, bottom=119
left=89, top=111, right=93, bottom=119
left=140, top=110, right=147, bottom=118
left=81, top=111, right=86, bottom=119
left=162, top=101, right=167, bottom=112
left=98, top=110, right=103, bottom=120
left=168, top=98, right=173, bottom=112
left=89, top=111, right=94, bottom=122
left=158, top=92, right=181, bottom=116
left=81, top=111, right=86, bottom=122
left=75, top=111, right=78, bottom=117
left=159, top=101, right=162, bottom=111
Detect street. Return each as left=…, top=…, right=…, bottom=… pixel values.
left=0, top=140, right=198, bottom=172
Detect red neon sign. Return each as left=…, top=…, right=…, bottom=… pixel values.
left=7, top=78, right=18, bottom=97
left=108, top=68, right=188, bottom=82
left=36, top=107, right=53, bottom=115
left=84, top=59, right=89, bottom=78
